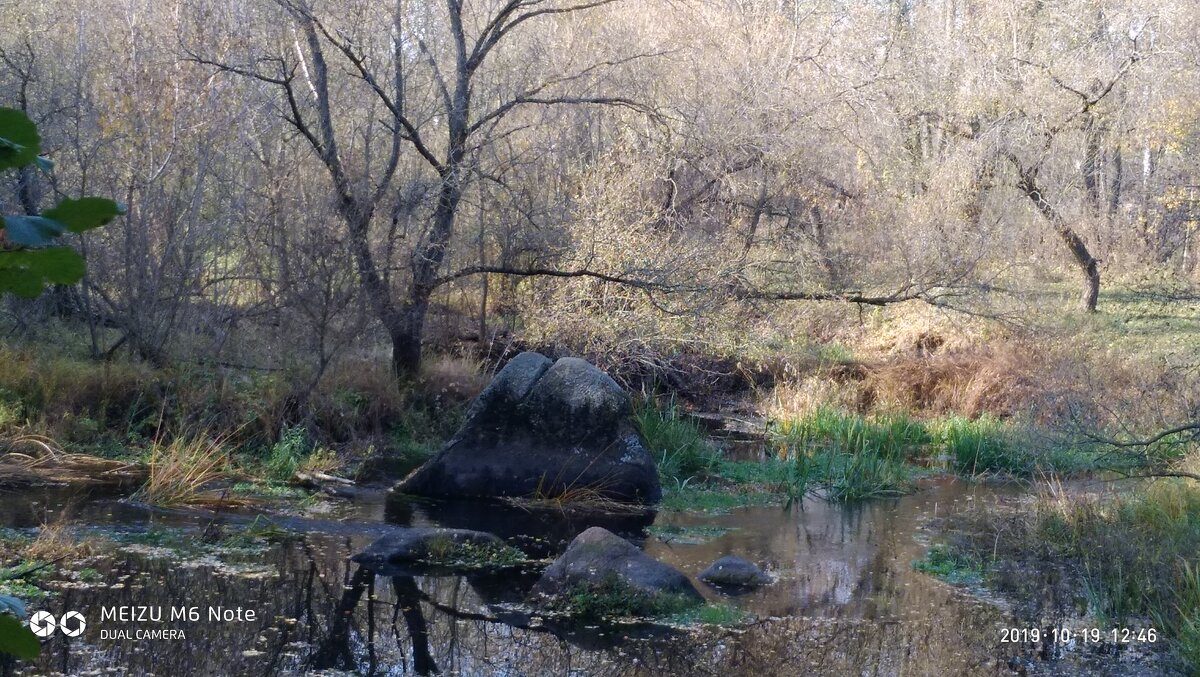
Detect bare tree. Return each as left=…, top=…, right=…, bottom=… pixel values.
left=191, top=0, right=649, bottom=379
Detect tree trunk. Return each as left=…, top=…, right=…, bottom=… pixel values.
left=390, top=311, right=424, bottom=380
left=1107, top=141, right=1123, bottom=220
left=391, top=166, right=465, bottom=378
left=1083, top=116, right=1104, bottom=216
left=1017, top=164, right=1101, bottom=312
left=389, top=65, right=471, bottom=378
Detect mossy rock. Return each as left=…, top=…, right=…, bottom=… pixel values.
left=530, top=527, right=702, bottom=619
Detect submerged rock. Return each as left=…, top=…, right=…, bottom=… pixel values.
left=699, top=555, right=771, bottom=589
left=351, top=527, right=523, bottom=575
left=393, top=352, right=660, bottom=504
left=530, top=527, right=703, bottom=617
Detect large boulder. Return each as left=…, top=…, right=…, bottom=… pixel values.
left=394, top=352, right=660, bottom=504
left=699, top=555, right=771, bottom=589
left=530, top=527, right=703, bottom=617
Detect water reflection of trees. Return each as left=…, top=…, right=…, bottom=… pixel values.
left=300, top=554, right=1006, bottom=676
left=34, top=501, right=1009, bottom=676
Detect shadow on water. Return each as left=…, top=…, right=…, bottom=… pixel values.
left=0, top=478, right=1163, bottom=676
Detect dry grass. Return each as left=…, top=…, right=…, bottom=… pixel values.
left=505, top=490, right=651, bottom=516
left=765, top=341, right=1046, bottom=420
left=0, top=428, right=144, bottom=486
left=858, top=342, right=1044, bottom=418
left=513, top=474, right=651, bottom=514
left=418, top=354, right=488, bottom=402
left=297, top=447, right=342, bottom=475
left=312, top=357, right=407, bottom=437
left=132, top=434, right=229, bottom=506
left=23, top=517, right=99, bottom=561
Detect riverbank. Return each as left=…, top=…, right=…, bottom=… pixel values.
left=0, top=282, right=1197, bottom=673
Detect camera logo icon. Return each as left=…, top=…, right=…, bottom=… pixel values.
left=28, top=611, right=56, bottom=637
left=60, top=611, right=86, bottom=637
left=28, top=610, right=86, bottom=637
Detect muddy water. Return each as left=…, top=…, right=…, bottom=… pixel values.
left=0, top=479, right=1164, bottom=676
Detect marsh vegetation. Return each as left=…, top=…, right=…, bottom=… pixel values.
left=2, top=0, right=1200, bottom=673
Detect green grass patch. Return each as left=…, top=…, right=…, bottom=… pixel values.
left=0, top=561, right=52, bottom=603
left=229, top=481, right=311, bottom=500
left=546, top=574, right=700, bottom=621
left=666, top=601, right=751, bottom=627
left=819, top=451, right=917, bottom=500
left=635, top=398, right=722, bottom=484
left=263, top=425, right=312, bottom=481
left=218, top=516, right=293, bottom=550
left=912, top=544, right=984, bottom=585
left=775, top=408, right=1088, bottom=479
left=422, top=535, right=526, bottom=568
left=659, top=487, right=783, bottom=515
left=774, top=407, right=931, bottom=462
left=931, top=415, right=1032, bottom=475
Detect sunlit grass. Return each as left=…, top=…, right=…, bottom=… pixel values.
left=943, top=453, right=1200, bottom=671
left=773, top=406, right=931, bottom=462
left=133, top=434, right=229, bottom=506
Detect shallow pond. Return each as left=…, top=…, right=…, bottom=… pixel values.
left=0, top=478, right=1170, bottom=676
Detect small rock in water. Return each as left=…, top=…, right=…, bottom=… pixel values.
left=530, top=526, right=703, bottom=616
left=699, top=555, right=771, bottom=589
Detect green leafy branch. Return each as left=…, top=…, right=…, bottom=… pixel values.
left=0, top=107, right=124, bottom=298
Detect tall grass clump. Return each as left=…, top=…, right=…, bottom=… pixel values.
left=768, top=407, right=922, bottom=500
left=1168, top=561, right=1200, bottom=670
left=262, top=425, right=342, bottom=481
left=773, top=407, right=930, bottom=461
left=133, top=435, right=228, bottom=506
left=947, top=457, right=1200, bottom=671
left=634, top=398, right=721, bottom=484
left=265, top=425, right=311, bottom=481
left=931, top=414, right=1030, bottom=475
left=820, top=450, right=915, bottom=501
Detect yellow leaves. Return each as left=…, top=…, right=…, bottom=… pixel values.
left=1146, top=97, right=1200, bottom=154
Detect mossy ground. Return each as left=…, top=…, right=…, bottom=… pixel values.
left=421, top=535, right=527, bottom=569
left=544, top=574, right=700, bottom=621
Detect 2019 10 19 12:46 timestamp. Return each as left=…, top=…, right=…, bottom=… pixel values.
left=1001, top=627, right=1158, bottom=644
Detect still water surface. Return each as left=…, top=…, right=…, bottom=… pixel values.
left=0, top=478, right=1168, bottom=676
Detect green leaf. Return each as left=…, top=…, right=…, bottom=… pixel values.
left=0, top=612, right=40, bottom=660
left=0, top=247, right=86, bottom=298
left=0, top=108, right=40, bottom=172
left=0, top=594, right=26, bottom=619
left=1, top=215, right=67, bottom=247
left=43, top=197, right=125, bottom=233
